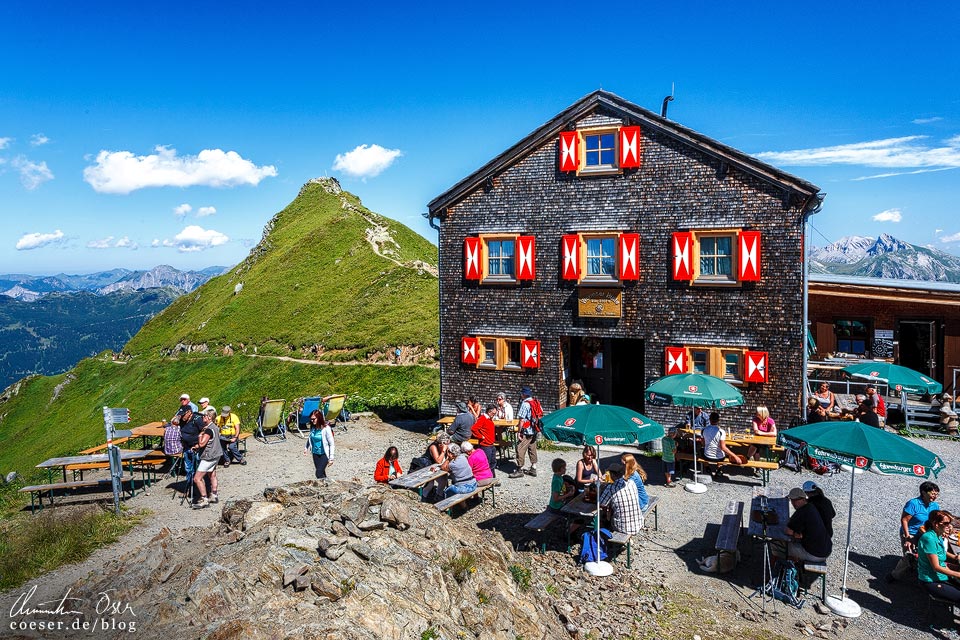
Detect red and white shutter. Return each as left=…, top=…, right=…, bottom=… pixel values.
left=517, top=235, right=536, bottom=281
left=461, top=337, right=479, bottom=365
left=559, top=131, right=579, bottom=172
left=744, top=351, right=768, bottom=383
left=738, top=231, right=761, bottom=281
left=561, top=234, right=580, bottom=280
left=619, top=233, right=639, bottom=280
left=671, top=232, right=693, bottom=280
left=665, top=346, right=687, bottom=375
left=463, top=237, right=482, bottom=280
left=521, top=340, right=541, bottom=368
left=619, top=126, right=641, bottom=168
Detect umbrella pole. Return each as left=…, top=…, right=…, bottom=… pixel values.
left=825, top=464, right=862, bottom=618
left=584, top=443, right=613, bottom=576
left=902, top=389, right=909, bottom=432
left=685, top=409, right=707, bottom=494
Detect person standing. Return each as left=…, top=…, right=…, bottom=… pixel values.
left=302, top=410, right=335, bottom=479
left=216, top=405, right=245, bottom=466
left=472, top=403, right=498, bottom=473
left=890, top=481, right=942, bottom=581
left=661, top=426, right=678, bottom=487
left=178, top=407, right=203, bottom=502
left=192, top=408, right=223, bottom=509
left=510, top=387, right=539, bottom=478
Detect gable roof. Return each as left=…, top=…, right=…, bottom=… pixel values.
left=428, top=89, right=822, bottom=219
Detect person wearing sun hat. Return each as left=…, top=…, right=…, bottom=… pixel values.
left=216, top=405, right=245, bottom=466
left=802, top=480, right=836, bottom=539
left=784, top=486, right=832, bottom=563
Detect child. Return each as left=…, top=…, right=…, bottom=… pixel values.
left=662, top=426, right=678, bottom=487
left=548, top=458, right=576, bottom=513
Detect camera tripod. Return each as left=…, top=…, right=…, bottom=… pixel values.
left=749, top=498, right=780, bottom=616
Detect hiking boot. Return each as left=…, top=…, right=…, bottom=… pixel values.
left=239, top=459, right=247, bottom=465
left=210, top=493, right=219, bottom=504
left=223, top=461, right=230, bottom=468
left=524, top=468, right=538, bottom=477
left=509, top=471, right=524, bottom=479
left=193, top=497, right=210, bottom=509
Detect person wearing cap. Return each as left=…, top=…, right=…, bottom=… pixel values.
left=446, top=398, right=477, bottom=444
left=197, top=397, right=215, bottom=416
left=178, top=406, right=204, bottom=501
left=216, top=405, right=245, bottom=466
left=511, top=387, right=539, bottom=478
left=495, top=392, right=514, bottom=421
left=661, top=426, right=678, bottom=487
left=172, top=393, right=198, bottom=424
left=802, top=480, right=836, bottom=539
left=784, top=487, right=832, bottom=563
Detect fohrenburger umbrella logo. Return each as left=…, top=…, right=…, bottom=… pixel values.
left=564, top=418, right=576, bottom=426
left=914, top=464, right=926, bottom=476
left=631, top=417, right=642, bottom=425
left=870, top=370, right=879, bottom=376
left=720, top=399, right=727, bottom=406
left=895, top=384, right=903, bottom=391
left=688, top=385, right=698, bottom=392
left=855, top=456, right=868, bottom=468
left=594, top=435, right=603, bottom=445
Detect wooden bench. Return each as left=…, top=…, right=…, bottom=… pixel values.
left=643, top=495, right=660, bottom=531
left=19, top=475, right=135, bottom=513
left=524, top=510, right=563, bottom=553
left=607, top=531, right=634, bottom=568
left=716, top=500, right=744, bottom=561
left=802, top=562, right=827, bottom=602
left=434, top=479, right=501, bottom=514
left=78, top=437, right=130, bottom=454
left=675, top=452, right=779, bottom=486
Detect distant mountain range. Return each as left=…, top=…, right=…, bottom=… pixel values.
left=0, top=265, right=226, bottom=301
left=810, top=234, right=960, bottom=282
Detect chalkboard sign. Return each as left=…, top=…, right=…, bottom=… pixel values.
left=873, top=329, right=894, bottom=358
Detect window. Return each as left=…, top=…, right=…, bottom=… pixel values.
left=477, top=337, right=525, bottom=370
left=690, top=349, right=709, bottom=374
left=578, top=128, right=620, bottom=175
left=834, top=319, right=870, bottom=355
left=562, top=232, right=638, bottom=284
left=486, top=238, right=515, bottom=280
left=691, top=230, right=739, bottom=285
left=584, top=236, right=617, bottom=281
left=682, top=346, right=746, bottom=385
left=721, top=350, right=743, bottom=383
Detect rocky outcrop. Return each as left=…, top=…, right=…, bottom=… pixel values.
left=57, top=480, right=566, bottom=640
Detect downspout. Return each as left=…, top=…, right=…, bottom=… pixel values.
left=801, top=193, right=825, bottom=422
left=425, top=210, right=443, bottom=417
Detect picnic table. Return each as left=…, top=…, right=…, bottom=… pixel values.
left=432, top=418, right=518, bottom=459
left=37, top=449, right=158, bottom=484
left=747, top=486, right=790, bottom=542
left=389, top=464, right=447, bottom=497
left=130, top=421, right=167, bottom=448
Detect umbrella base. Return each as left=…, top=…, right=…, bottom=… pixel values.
left=689, top=471, right=713, bottom=484
left=583, top=561, right=614, bottom=576
left=825, top=595, right=861, bottom=618
left=684, top=481, right=708, bottom=494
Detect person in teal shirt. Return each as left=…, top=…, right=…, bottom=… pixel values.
left=548, top=458, right=575, bottom=513
left=661, top=427, right=678, bottom=487
left=916, top=510, right=960, bottom=603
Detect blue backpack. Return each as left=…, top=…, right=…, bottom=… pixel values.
left=772, top=559, right=804, bottom=608
left=579, top=529, right=611, bottom=564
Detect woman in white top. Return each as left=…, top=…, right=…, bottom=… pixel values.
left=302, top=410, right=335, bottom=479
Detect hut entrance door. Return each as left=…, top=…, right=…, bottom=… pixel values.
left=897, top=319, right=940, bottom=382
left=568, top=337, right=645, bottom=412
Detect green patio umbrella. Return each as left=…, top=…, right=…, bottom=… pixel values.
left=540, top=404, right=665, bottom=576
left=778, top=420, right=945, bottom=618
left=644, top=374, right=744, bottom=493
left=840, top=361, right=942, bottom=395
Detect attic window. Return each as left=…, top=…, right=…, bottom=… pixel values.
left=578, top=128, right=620, bottom=176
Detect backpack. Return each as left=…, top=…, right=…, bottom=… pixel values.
left=163, top=422, right=183, bottom=456
left=522, top=397, right=545, bottom=434
left=771, top=559, right=804, bottom=608
left=782, top=447, right=802, bottom=472
left=579, top=529, right=611, bottom=564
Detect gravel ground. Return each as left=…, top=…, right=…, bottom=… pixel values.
left=6, top=416, right=956, bottom=639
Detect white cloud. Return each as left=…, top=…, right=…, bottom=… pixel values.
left=0, top=137, right=11, bottom=149
left=11, top=156, right=54, bottom=189
left=162, top=225, right=229, bottom=252
left=115, top=236, right=137, bottom=249
left=88, top=236, right=114, bottom=249
left=196, top=206, right=216, bottom=217
left=757, top=136, right=960, bottom=180
left=16, top=229, right=64, bottom=250
left=151, top=238, right=161, bottom=247
left=913, top=116, right=943, bottom=125
left=333, top=144, right=402, bottom=179
left=173, top=203, right=192, bottom=217
left=872, top=208, right=903, bottom=223
left=83, top=145, right=278, bottom=194
left=87, top=235, right=137, bottom=249
left=30, top=133, right=50, bottom=146
left=941, top=232, right=960, bottom=243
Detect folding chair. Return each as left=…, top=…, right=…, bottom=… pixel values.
left=255, top=399, right=287, bottom=443
left=324, top=394, right=349, bottom=433
left=289, top=396, right=323, bottom=438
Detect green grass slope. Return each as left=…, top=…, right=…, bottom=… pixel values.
left=125, top=179, right=439, bottom=359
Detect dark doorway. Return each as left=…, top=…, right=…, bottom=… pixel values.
left=897, top=319, right=940, bottom=381
left=568, top=337, right=645, bottom=411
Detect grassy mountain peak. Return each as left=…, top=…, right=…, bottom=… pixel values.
left=124, top=178, right=439, bottom=362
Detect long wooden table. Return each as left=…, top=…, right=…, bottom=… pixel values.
left=130, top=421, right=167, bottom=448
left=37, top=449, right=158, bottom=487
left=389, top=464, right=448, bottom=497
left=747, top=486, right=791, bottom=543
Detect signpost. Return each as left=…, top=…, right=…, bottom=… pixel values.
left=103, top=406, right=131, bottom=514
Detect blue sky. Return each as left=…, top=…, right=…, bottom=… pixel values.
left=2, top=1, right=958, bottom=275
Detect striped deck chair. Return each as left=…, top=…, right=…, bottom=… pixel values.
left=255, top=399, right=286, bottom=443
left=323, top=394, right=349, bottom=433
left=289, top=396, right=323, bottom=438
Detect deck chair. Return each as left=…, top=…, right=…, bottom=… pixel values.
left=323, top=394, right=349, bottom=433
left=289, top=396, right=323, bottom=438
left=256, top=399, right=287, bottom=443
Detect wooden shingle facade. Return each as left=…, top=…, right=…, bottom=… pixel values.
left=428, top=91, right=822, bottom=426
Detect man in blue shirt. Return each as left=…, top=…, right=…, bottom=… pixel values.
left=889, top=481, right=941, bottom=582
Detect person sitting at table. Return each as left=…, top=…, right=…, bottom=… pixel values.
left=686, top=406, right=710, bottom=431
left=746, top=406, right=777, bottom=473
left=857, top=399, right=882, bottom=428
left=461, top=441, right=495, bottom=487
left=439, top=443, right=477, bottom=498
left=813, top=382, right=837, bottom=415
left=890, top=481, right=942, bottom=582
left=446, top=399, right=477, bottom=444
left=784, top=486, right=832, bottom=563
left=495, top=392, right=514, bottom=421
left=916, top=510, right=960, bottom=603
left=702, top=412, right=742, bottom=480
left=472, top=403, right=498, bottom=473
left=568, top=381, right=590, bottom=406
left=802, top=480, right=836, bottom=540
left=374, top=446, right=403, bottom=483
left=620, top=453, right=649, bottom=510
left=548, top=458, right=576, bottom=514
left=865, top=386, right=887, bottom=419
left=575, top=445, right=600, bottom=490
left=806, top=397, right=828, bottom=423
left=420, top=432, right=451, bottom=501
left=192, top=408, right=224, bottom=509
left=599, top=463, right=643, bottom=535
left=216, top=405, right=245, bottom=467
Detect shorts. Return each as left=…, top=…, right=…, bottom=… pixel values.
left=197, top=458, right=218, bottom=473
left=662, top=460, right=675, bottom=475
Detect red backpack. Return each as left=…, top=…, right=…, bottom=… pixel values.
left=525, top=397, right=544, bottom=433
